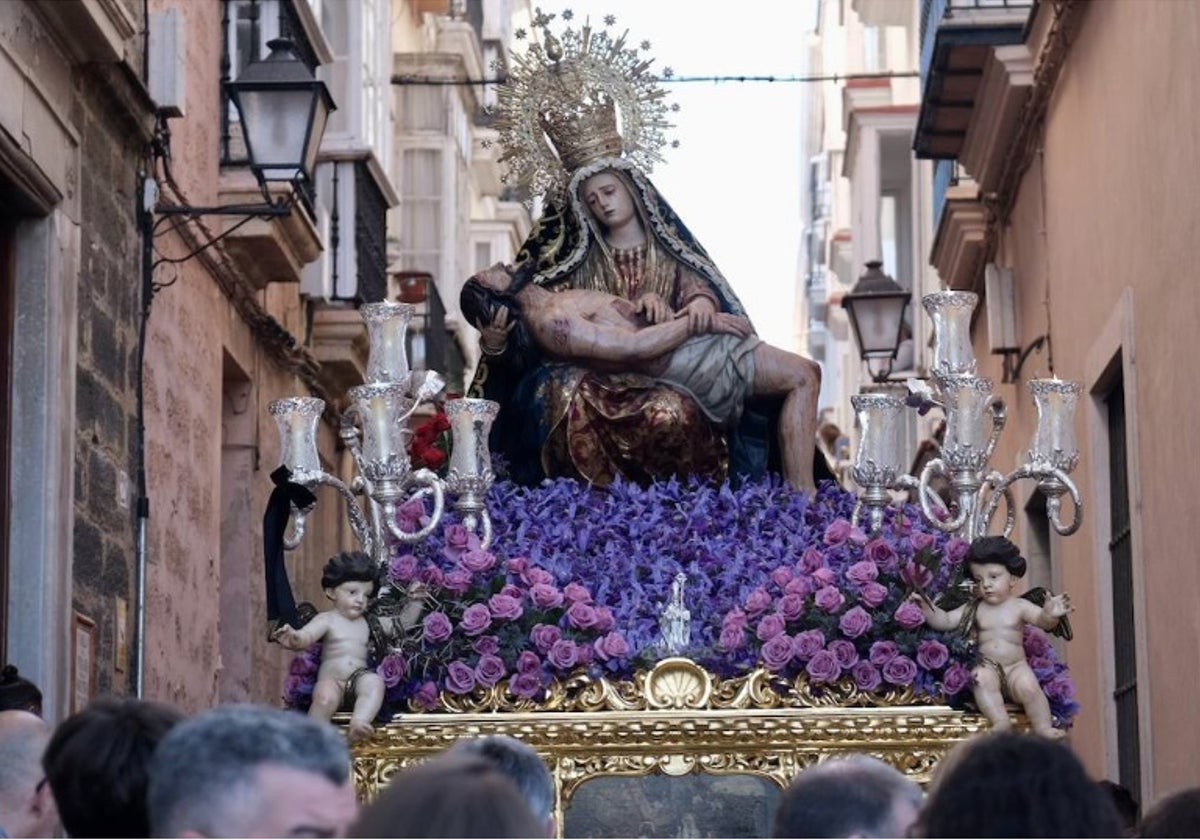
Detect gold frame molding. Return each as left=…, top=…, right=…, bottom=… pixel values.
left=349, top=659, right=993, bottom=836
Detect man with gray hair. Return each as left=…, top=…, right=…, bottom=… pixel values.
left=147, top=704, right=357, bottom=838
left=772, top=754, right=923, bottom=838
left=449, top=735, right=555, bottom=837
left=0, top=710, right=58, bottom=838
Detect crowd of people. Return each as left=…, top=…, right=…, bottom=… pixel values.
left=0, top=662, right=1196, bottom=838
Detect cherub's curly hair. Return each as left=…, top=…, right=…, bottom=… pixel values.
left=967, top=535, right=1027, bottom=578
left=320, top=551, right=378, bottom=591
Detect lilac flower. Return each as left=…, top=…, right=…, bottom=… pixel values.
left=473, top=635, right=500, bottom=656
left=806, top=650, right=841, bottom=683
left=516, top=651, right=542, bottom=673
left=846, top=560, right=879, bottom=586
left=744, top=587, right=773, bottom=616
left=823, top=519, right=852, bottom=545
left=838, top=606, right=872, bottom=639
left=446, top=661, right=477, bottom=694
left=853, top=661, right=882, bottom=692
left=778, top=593, right=805, bottom=622
left=529, top=583, right=564, bottom=609
left=475, top=654, right=507, bottom=687
left=460, top=604, right=492, bottom=636
left=594, top=631, right=631, bottom=661
left=488, top=593, right=523, bottom=621
left=756, top=614, right=787, bottom=641
left=461, top=549, right=496, bottom=574
left=509, top=671, right=543, bottom=699
left=814, top=585, right=845, bottom=613
left=388, top=553, right=418, bottom=583
left=423, top=611, right=453, bottom=643
left=828, top=639, right=859, bottom=670
left=858, top=581, right=889, bottom=608
left=916, top=639, right=950, bottom=671
left=761, top=634, right=795, bottom=670
left=547, top=638, right=579, bottom=670
left=863, top=540, right=898, bottom=571
left=869, top=641, right=899, bottom=666
left=441, top=523, right=474, bottom=560
left=942, top=662, right=973, bottom=695
left=793, top=629, right=826, bottom=661
left=563, top=582, right=593, bottom=604
left=530, top=623, right=561, bottom=653
left=882, top=655, right=918, bottom=686
left=893, top=600, right=926, bottom=630
left=414, top=680, right=440, bottom=710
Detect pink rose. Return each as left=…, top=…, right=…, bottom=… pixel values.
left=793, top=629, right=826, bottom=661
left=893, top=600, right=926, bottom=630
left=799, top=546, right=825, bottom=572
left=814, top=585, right=845, bottom=613
left=488, top=593, right=523, bottom=622
left=418, top=565, right=445, bottom=587
left=910, top=531, right=936, bottom=553
left=778, top=593, right=805, bottom=622
left=828, top=639, right=859, bottom=670
left=530, top=623, right=560, bottom=653
left=858, top=581, right=889, bottom=608
left=459, top=604, right=492, bottom=636
left=594, top=606, right=616, bottom=633
left=529, top=583, right=564, bottom=610
left=882, top=654, right=918, bottom=685
left=563, top=582, right=593, bottom=604
left=474, top=654, right=507, bottom=687
left=946, top=537, right=971, bottom=563
left=520, top=565, right=554, bottom=587
left=718, top=625, right=746, bottom=652
left=899, top=561, right=933, bottom=592
left=516, top=651, right=542, bottom=673
left=848, top=525, right=869, bottom=546
left=756, top=613, right=786, bottom=641
left=397, top=498, right=426, bottom=533
left=942, top=662, right=973, bottom=695
left=806, top=650, right=842, bottom=684
left=461, top=549, right=496, bottom=574
left=472, top=635, right=499, bottom=656
left=722, top=608, right=747, bottom=632
left=443, top=569, right=472, bottom=595
left=823, top=519, right=853, bottom=546
left=846, top=560, right=879, bottom=586
left=547, top=639, right=579, bottom=670
left=500, top=584, right=522, bottom=600
left=388, top=554, right=418, bottom=583
left=917, top=639, right=949, bottom=671
left=422, top=611, right=453, bottom=643
left=414, top=680, right=440, bottom=710
left=441, top=523, right=473, bottom=560
left=593, top=631, right=631, bottom=662
left=811, top=568, right=837, bottom=588
left=769, top=567, right=794, bottom=589
left=838, top=606, right=872, bottom=639
left=761, top=634, right=795, bottom=670
left=445, top=661, right=477, bottom=694
left=864, top=539, right=898, bottom=570
left=744, top=587, right=773, bottom=616
left=853, top=661, right=882, bottom=692
left=509, top=671, right=543, bottom=700
left=566, top=601, right=599, bottom=630
left=784, top=577, right=812, bottom=598
left=505, top=557, right=529, bottom=576
left=869, top=641, right=899, bottom=666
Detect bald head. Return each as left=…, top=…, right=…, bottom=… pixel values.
left=0, top=711, right=57, bottom=837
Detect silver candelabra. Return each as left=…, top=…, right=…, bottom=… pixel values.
left=268, top=301, right=499, bottom=572
left=852, top=291, right=1083, bottom=541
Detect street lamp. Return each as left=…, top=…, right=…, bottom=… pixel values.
left=842, top=260, right=911, bottom=383
left=225, top=38, right=336, bottom=191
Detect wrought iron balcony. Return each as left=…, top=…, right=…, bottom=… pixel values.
left=914, top=0, right=1034, bottom=159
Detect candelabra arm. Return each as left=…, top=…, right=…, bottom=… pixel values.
left=976, top=469, right=1018, bottom=539
left=1044, top=468, right=1084, bottom=537
left=281, top=501, right=312, bottom=551
left=475, top=508, right=494, bottom=551
left=339, top=408, right=368, bottom=478
left=292, top=469, right=377, bottom=558
left=894, top=474, right=951, bottom=520
left=917, top=458, right=970, bottom=533
left=983, top=396, right=1007, bottom=464
left=383, top=469, right=446, bottom=544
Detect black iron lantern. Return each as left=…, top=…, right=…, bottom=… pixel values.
left=842, top=260, right=910, bottom=381
left=225, top=39, right=336, bottom=189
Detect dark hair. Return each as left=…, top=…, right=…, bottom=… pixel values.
left=0, top=665, right=43, bottom=715
left=320, top=550, right=379, bottom=591
left=460, top=277, right=540, bottom=371
left=917, top=731, right=1124, bottom=837
left=772, top=754, right=922, bottom=838
left=966, top=535, right=1027, bottom=578
left=42, top=696, right=184, bottom=838
left=450, top=735, right=554, bottom=824
left=1100, top=779, right=1140, bottom=833
left=1139, top=786, right=1200, bottom=837
left=349, top=752, right=545, bottom=838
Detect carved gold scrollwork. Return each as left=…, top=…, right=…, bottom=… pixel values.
left=642, top=658, right=712, bottom=709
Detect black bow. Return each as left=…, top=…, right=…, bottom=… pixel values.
left=263, top=466, right=317, bottom=635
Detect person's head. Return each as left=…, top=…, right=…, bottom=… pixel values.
left=0, top=710, right=57, bottom=838
left=41, top=696, right=183, bottom=838
left=580, top=169, right=638, bottom=231
left=772, top=754, right=922, bottom=838
left=966, top=536, right=1026, bottom=605
left=321, top=551, right=378, bottom=619
left=348, top=752, right=543, bottom=838
left=0, top=666, right=42, bottom=716
left=448, top=735, right=555, bottom=836
left=1099, top=780, right=1140, bottom=834
left=1139, top=785, right=1200, bottom=837
left=147, top=704, right=356, bottom=838
left=915, top=731, right=1123, bottom=837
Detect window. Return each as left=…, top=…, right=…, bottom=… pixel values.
left=398, top=148, right=444, bottom=279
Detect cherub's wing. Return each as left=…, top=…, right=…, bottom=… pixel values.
left=1022, top=587, right=1073, bottom=641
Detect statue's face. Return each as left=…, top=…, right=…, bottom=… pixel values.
left=325, top=579, right=374, bottom=619
left=581, top=171, right=636, bottom=230
left=473, top=263, right=514, bottom=293
left=968, top=561, right=1016, bottom=605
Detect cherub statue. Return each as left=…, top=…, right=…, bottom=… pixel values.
left=271, top=551, right=384, bottom=742
left=909, top=535, right=1072, bottom=739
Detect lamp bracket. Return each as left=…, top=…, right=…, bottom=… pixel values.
left=999, top=334, right=1048, bottom=384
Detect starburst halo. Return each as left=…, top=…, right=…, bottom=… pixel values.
left=488, top=7, right=677, bottom=200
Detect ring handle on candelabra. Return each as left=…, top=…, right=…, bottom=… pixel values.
left=917, top=457, right=971, bottom=534
left=979, top=465, right=1084, bottom=537
left=974, top=469, right=1017, bottom=538
left=983, top=395, right=1007, bottom=465
left=383, top=469, right=446, bottom=544
left=289, top=469, right=377, bottom=558
left=281, top=501, right=313, bottom=551
left=893, top=474, right=952, bottom=522
left=468, top=507, right=494, bottom=551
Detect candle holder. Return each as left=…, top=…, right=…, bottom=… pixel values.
left=444, top=398, right=499, bottom=547
left=852, top=292, right=1083, bottom=541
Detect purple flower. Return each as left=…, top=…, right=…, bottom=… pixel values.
left=864, top=540, right=898, bottom=571
left=397, top=498, right=426, bottom=533
left=946, top=537, right=970, bottom=563
left=446, top=661, right=477, bottom=694
left=530, top=623, right=561, bottom=653
left=882, top=654, right=918, bottom=686
left=528, top=583, right=564, bottom=610
left=853, top=661, right=881, bottom=692
left=769, top=567, right=794, bottom=589
left=563, top=582, right=593, bottom=604
left=441, top=523, right=473, bottom=560
left=547, top=639, right=580, bottom=670
left=566, top=601, right=600, bottom=630
left=761, top=634, right=795, bottom=670
left=475, top=654, right=507, bottom=687
left=500, top=583, right=522, bottom=600
left=1043, top=674, right=1075, bottom=701
left=516, top=651, right=542, bottom=673
left=722, top=608, right=748, bottom=632
left=418, top=565, right=445, bottom=587
left=806, top=650, right=842, bottom=683
left=718, top=625, right=746, bottom=651
left=778, top=593, right=805, bottom=622
left=823, top=519, right=853, bottom=545
left=814, top=585, right=845, bottom=613
left=800, top=546, right=825, bottom=572
left=784, top=577, right=812, bottom=598
left=811, top=567, right=837, bottom=588
left=744, top=587, right=773, bottom=616
left=838, top=606, right=872, bottom=639
left=794, top=629, right=826, bottom=661
left=910, top=531, right=936, bottom=553
left=893, top=600, right=925, bottom=630
left=828, top=639, right=859, bottom=670
left=505, top=556, right=529, bottom=576
left=520, top=565, right=555, bottom=587
left=414, top=680, right=440, bottom=710
left=459, top=603, right=492, bottom=636
left=488, top=593, right=523, bottom=621
left=472, top=635, right=500, bottom=656
left=509, top=671, right=543, bottom=699
left=1024, top=627, right=1052, bottom=657
left=594, top=631, right=631, bottom=661
left=422, top=611, right=452, bottom=643
left=942, top=662, right=973, bottom=695
left=388, top=553, right=418, bottom=583
left=899, top=561, right=933, bottom=592
left=443, top=569, right=472, bottom=595
left=916, top=639, right=949, bottom=671
left=283, top=674, right=311, bottom=699
left=594, top=607, right=616, bottom=633
left=869, top=641, right=899, bottom=666
left=461, top=549, right=496, bottom=574
left=846, top=560, right=879, bottom=586
left=757, top=613, right=787, bottom=641
left=858, top=581, right=889, bottom=608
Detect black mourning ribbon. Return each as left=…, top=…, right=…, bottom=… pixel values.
left=263, top=466, right=317, bottom=636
